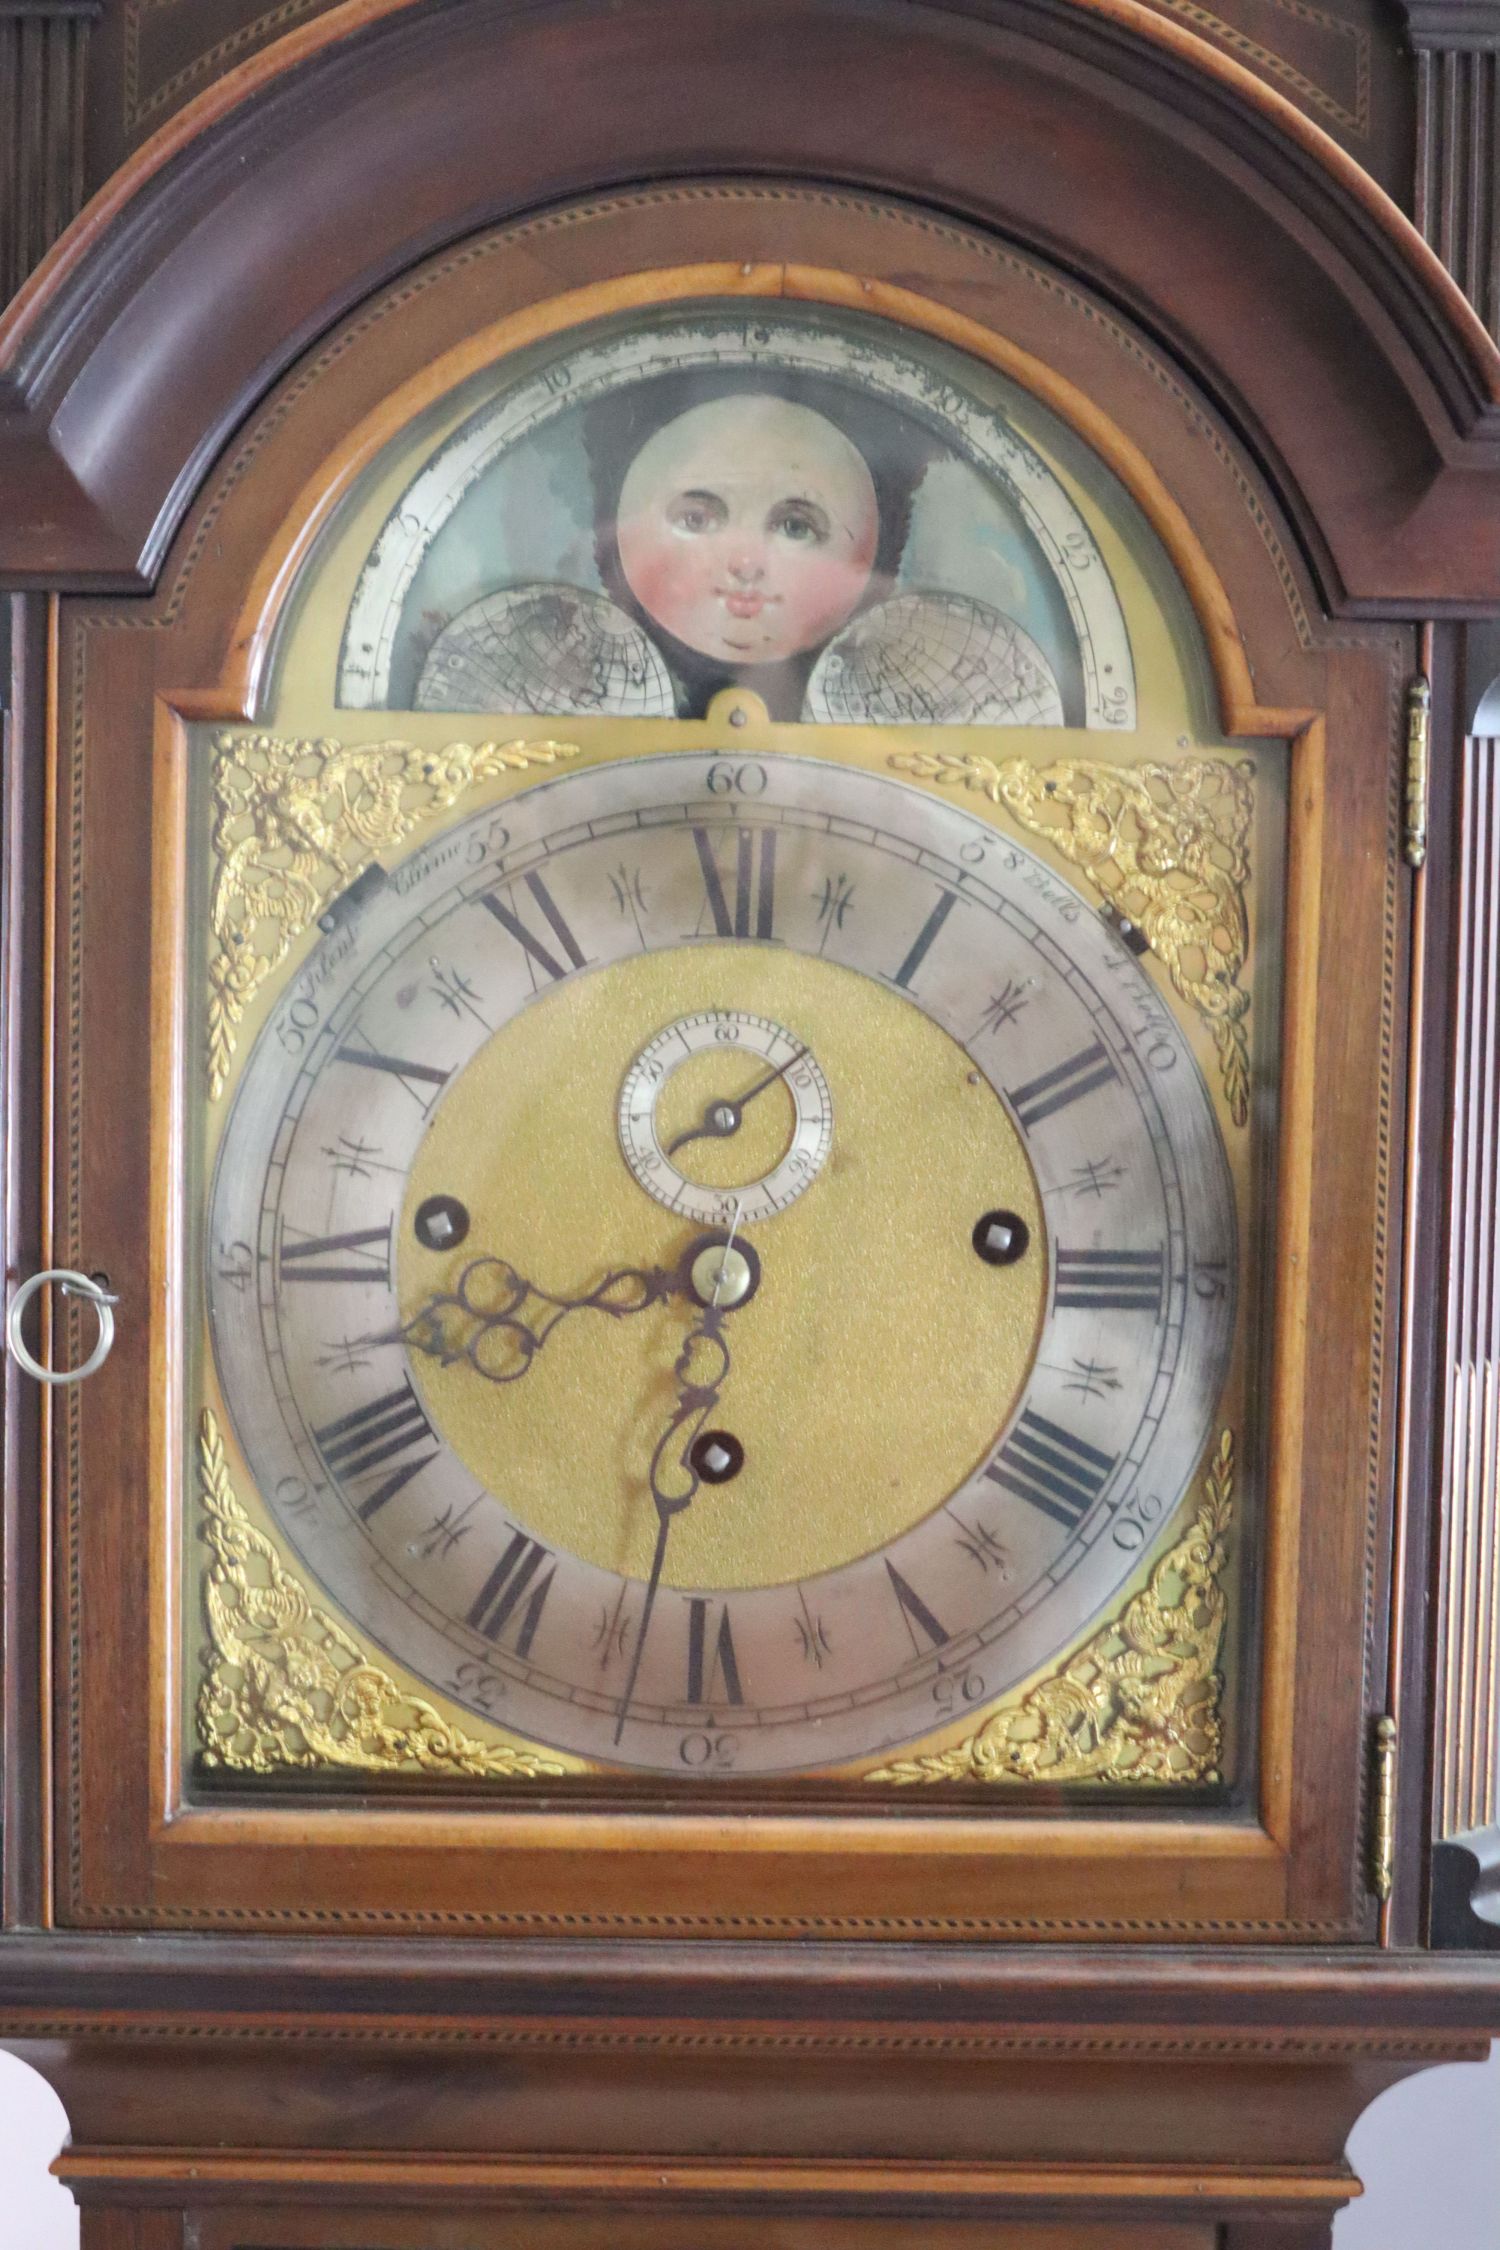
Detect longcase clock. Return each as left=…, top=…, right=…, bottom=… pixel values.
left=1, top=4, right=1500, bottom=2246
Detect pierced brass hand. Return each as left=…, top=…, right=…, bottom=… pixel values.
left=612, top=1300, right=735, bottom=1745
left=396, top=1254, right=679, bottom=1385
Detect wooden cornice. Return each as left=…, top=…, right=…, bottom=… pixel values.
left=1399, top=0, right=1500, bottom=48
left=1, top=1933, right=1499, bottom=2042
left=0, top=0, right=1497, bottom=608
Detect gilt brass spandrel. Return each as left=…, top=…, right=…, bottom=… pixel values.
left=195, top=1406, right=577, bottom=1780
left=861, top=1429, right=1234, bottom=1787
left=888, top=752, right=1255, bottom=1126
left=206, top=731, right=582, bottom=1098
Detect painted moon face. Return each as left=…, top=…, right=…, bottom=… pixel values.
left=615, top=396, right=880, bottom=665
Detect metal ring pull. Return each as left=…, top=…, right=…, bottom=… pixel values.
left=6, top=1269, right=118, bottom=1386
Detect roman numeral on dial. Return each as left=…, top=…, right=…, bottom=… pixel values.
left=312, top=1378, right=439, bottom=1519
left=466, top=1528, right=556, bottom=1656
left=686, top=1599, right=744, bottom=1704
left=984, top=1408, right=1118, bottom=1529
left=692, top=826, right=777, bottom=939
left=334, top=1045, right=450, bottom=1105
left=479, top=871, right=588, bottom=980
left=1054, top=1246, right=1164, bottom=1314
left=1008, top=1040, right=1119, bottom=1131
left=884, top=1559, right=949, bottom=1652
left=278, top=1223, right=392, bottom=1285
left=891, top=889, right=957, bottom=989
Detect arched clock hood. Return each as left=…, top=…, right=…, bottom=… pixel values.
left=0, top=0, right=1497, bottom=606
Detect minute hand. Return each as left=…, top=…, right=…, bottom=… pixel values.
left=611, top=1307, right=732, bottom=1746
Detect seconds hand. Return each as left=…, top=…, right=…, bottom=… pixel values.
left=665, top=1045, right=810, bottom=1157
left=711, top=1195, right=745, bottom=1308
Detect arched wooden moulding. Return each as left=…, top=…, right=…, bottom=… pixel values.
left=1, top=0, right=1498, bottom=606
left=140, top=185, right=1356, bottom=741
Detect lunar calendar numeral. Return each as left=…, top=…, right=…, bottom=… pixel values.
left=884, top=1559, right=949, bottom=1652
left=1008, top=1040, right=1119, bottom=1130
left=686, top=1599, right=745, bottom=1705
left=312, top=1379, right=439, bottom=1519
left=692, top=826, right=777, bottom=939
left=278, top=1223, right=392, bottom=1285
left=1054, top=1246, right=1164, bottom=1314
left=466, top=1528, right=557, bottom=1656
left=985, top=1409, right=1118, bottom=1529
left=479, top=872, right=588, bottom=981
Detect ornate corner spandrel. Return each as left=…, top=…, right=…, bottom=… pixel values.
left=889, top=752, right=1255, bottom=1126
left=196, top=1410, right=568, bottom=1780
left=206, top=731, right=582, bottom=1098
left=865, top=1429, right=1233, bottom=1785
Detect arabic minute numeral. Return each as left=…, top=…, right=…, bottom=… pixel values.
left=705, top=760, right=767, bottom=796
left=932, top=1667, right=986, bottom=1713
left=464, top=817, right=510, bottom=867
left=1112, top=1490, right=1166, bottom=1553
left=274, top=990, right=320, bottom=1056
left=447, top=1660, right=508, bottom=1713
left=679, top=1730, right=737, bottom=1770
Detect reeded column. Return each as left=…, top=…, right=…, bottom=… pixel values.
left=0, top=0, right=96, bottom=305
left=1429, top=734, right=1500, bottom=1944
left=1403, top=0, right=1500, bottom=339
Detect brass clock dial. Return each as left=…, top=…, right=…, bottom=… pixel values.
left=207, top=751, right=1235, bottom=1775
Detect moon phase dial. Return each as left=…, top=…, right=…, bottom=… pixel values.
left=619, top=1010, right=833, bottom=1223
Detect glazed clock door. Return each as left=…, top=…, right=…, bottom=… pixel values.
left=205, top=748, right=1238, bottom=1779
left=46, top=188, right=1402, bottom=1940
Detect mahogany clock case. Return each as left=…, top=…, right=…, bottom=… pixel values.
left=2, top=5, right=1500, bottom=2248
left=0, top=171, right=1420, bottom=1942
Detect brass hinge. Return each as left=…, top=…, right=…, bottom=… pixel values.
left=1370, top=1714, right=1398, bottom=1901
left=1404, top=675, right=1431, bottom=869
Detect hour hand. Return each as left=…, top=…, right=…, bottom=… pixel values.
left=646, top=1308, right=733, bottom=1519
left=397, top=1253, right=678, bottom=1385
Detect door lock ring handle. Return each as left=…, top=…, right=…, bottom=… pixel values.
left=6, top=1269, right=118, bottom=1386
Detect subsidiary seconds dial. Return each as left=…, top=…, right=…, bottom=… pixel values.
left=207, top=752, right=1236, bottom=1775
